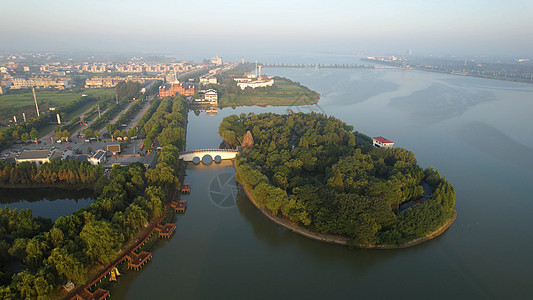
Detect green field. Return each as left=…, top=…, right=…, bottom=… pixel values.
left=219, top=77, right=320, bottom=107
left=0, top=88, right=115, bottom=122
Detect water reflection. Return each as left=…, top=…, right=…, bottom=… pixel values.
left=456, top=121, right=533, bottom=169
left=0, top=188, right=93, bottom=221
left=234, top=189, right=409, bottom=272
left=389, top=83, right=496, bottom=124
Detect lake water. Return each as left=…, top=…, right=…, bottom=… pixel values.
left=108, top=67, right=533, bottom=299
left=0, top=189, right=93, bottom=221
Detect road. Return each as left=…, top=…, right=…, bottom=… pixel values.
left=99, top=101, right=136, bottom=135
left=128, top=96, right=154, bottom=130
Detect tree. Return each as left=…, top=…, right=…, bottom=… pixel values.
left=61, top=130, right=70, bottom=141
left=145, top=163, right=178, bottom=191
left=80, top=220, right=120, bottom=264
left=30, top=128, right=39, bottom=141
left=127, top=127, right=137, bottom=137
left=48, top=247, right=87, bottom=284
left=83, top=128, right=96, bottom=139
left=113, top=129, right=122, bottom=139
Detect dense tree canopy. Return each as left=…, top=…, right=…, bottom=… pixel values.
left=116, top=81, right=141, bottom=101
left=220, top=112, right=456, bottom=247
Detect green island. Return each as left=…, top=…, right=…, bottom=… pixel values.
left=0, top=95, right=187, bottom=299
left=217, top=77, right=319, bottom=107
left=202, top=63, right=319, bottom=107
left=219, top=112, right=456, bottom=248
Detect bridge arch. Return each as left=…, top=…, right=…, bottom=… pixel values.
left=179, top=149, right=240, bottom=162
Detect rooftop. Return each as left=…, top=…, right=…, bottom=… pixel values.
left=50, top=150, right=64, bottom=160
left=90, top=149, right=106, bottom=160
left=17, top=149, right=52, bottom=160
left=373, top=136, right=394, bottom=144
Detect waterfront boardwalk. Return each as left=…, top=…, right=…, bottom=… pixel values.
left=65, top=189, right=182, bottom=300
left=262, top=63, right=400, bottom=69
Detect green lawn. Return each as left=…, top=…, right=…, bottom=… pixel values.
left=0, top=88, right=114, bottom=122
left=219, top=78, right=320, bottom=107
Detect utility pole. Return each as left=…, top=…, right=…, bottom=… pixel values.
left=98, top=105, right=101, bottom=118
left=32, top=87, right=40, bottom=117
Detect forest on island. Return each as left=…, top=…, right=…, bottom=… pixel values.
left=0, top=95, right=187, bottom=299
left=219, top=112, right=455, bottom=247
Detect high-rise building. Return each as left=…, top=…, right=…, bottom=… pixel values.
left=211, top=56, right=222, bottom=66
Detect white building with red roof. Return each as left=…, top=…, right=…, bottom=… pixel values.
left=373, top=136, right=394, bottom=148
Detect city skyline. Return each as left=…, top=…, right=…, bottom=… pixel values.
left=0, top=0, right=532, bottom=58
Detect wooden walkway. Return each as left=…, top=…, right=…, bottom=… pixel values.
left=65, top=188, right=181, bottom=300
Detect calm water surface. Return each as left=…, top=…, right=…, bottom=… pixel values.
left=0, top=189, right=93, bottom=221
left=108, top=67, right=533, bottom=299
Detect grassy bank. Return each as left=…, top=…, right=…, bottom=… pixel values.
left=219, top=77, right=319, bottom=107
left=0, top=88, right=114, bottom=122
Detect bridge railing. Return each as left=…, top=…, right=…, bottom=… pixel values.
left=179, top=148, right=240, bottom=155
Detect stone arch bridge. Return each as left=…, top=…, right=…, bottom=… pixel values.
left=178, top=148, right=240, bottom=162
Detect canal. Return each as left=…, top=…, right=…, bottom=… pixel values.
left=108, top=66, right=533, bottom=299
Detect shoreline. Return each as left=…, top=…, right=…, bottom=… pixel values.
left=237, top=163, right=456, bottom=249
left=0, top=184, right=94, bottom=190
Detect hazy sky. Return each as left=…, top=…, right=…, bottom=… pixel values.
left=1, top=0, right=532, bottom=58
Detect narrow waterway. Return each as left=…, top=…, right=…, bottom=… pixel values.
left=108, top=66, right=533, bottom=299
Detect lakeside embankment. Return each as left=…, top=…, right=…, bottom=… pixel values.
left=238, top=161, right=456, bottom=249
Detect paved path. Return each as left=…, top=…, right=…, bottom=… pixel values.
left=128, top=96, right=154, bottom=130
left=99, top=101, right=135, bottom=135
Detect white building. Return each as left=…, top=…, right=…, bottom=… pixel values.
left=236, top=78, right=274, bottom=90
left=204, top=89, right=218, bottom=104
left=373, top=136, right=395, bottom=148
left=88, top=149, right=107, bottom=165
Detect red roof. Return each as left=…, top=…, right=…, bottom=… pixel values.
left=373, top=136, right=394, bottom=144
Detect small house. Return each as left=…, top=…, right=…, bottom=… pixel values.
left=88, top=149, right=107, bottom=165
left=373, top=136, right=394, bottom=148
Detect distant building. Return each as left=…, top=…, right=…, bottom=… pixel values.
left=200, top=76, right=217, bottom=84
left=159, top=82, right=195, bottom=97
left=11, top=77, right=69, bottom=90
left=211, top=56, right=223, bottom=66
left=88, top=149, right=107, bottom=165
left=85, top=76, right=163, bottom=88
left=373, top=136, right=394, bottom=148
left=236, top=78, right=274, bottom=90
left=204, top=89, right=218, bottom=105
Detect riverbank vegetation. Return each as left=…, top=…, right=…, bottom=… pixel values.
left=0, top=95, right=187, bottom=299
left=219, top=112, right=456, bottom=247
left=0, top=160, right=104, bottom=188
